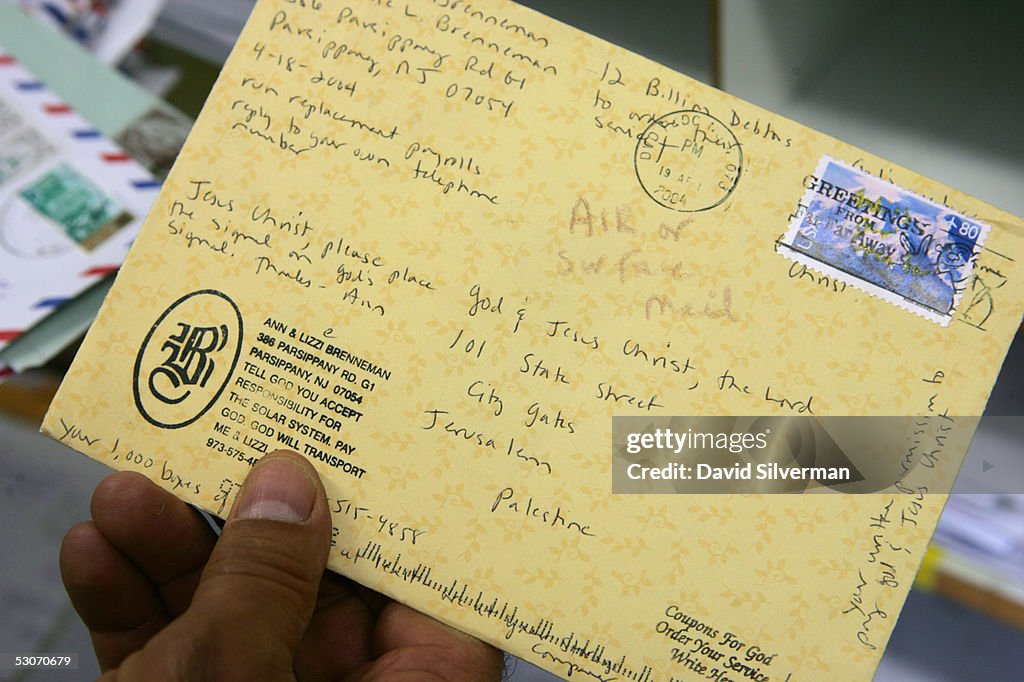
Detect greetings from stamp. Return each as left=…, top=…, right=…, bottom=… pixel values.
left=780, top=156, right=989, bottom=325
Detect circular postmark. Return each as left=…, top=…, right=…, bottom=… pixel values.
left=0, top=194, right=74, bottom=259
left=133, top=290, right=244, bottom=429
left=634, top=110, right=743, bottom=212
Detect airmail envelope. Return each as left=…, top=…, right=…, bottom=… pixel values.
left=43, top=1, right=1024, bottom=680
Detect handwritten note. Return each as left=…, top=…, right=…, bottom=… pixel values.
left=43, top=1, right=1024, bottom=680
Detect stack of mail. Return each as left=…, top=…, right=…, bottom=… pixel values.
left=0, top=2, right=190, bottom=378
left=0, top=43, right=160, bottom=379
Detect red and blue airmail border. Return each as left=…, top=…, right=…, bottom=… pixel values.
left=780, top=156, right=989, bottom=326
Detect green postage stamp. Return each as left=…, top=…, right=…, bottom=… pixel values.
left=19, top=163, right=133, bottom=251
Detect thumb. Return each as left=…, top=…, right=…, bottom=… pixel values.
left=185, top=450, right=331, bottom=678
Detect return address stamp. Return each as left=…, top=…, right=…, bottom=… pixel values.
left=780, top=156, right=989, bottom=325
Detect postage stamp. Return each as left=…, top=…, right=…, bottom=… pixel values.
left=779, top=155, right=989, bottom=326
left=0, top=95, right=22, bottom=135
left=18, top=163, right=133, bottom=252
left=0, top=126, right=55, bottom=186
left=115, top=107, right=192, bottom=178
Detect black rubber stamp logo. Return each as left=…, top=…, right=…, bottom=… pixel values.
left=634, top=110, right=743, bottom=213
left=133, top=290, right=243, bottom=429
left=148, top=323, right=228, bottom=403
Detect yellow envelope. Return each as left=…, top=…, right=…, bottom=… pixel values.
left=43, top=1, right=1023, bottom=680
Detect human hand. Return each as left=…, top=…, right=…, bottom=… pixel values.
left=60, top=450, right=503, bottom=681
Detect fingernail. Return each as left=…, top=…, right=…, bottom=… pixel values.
left=234, top=456, right=316, bottom=523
